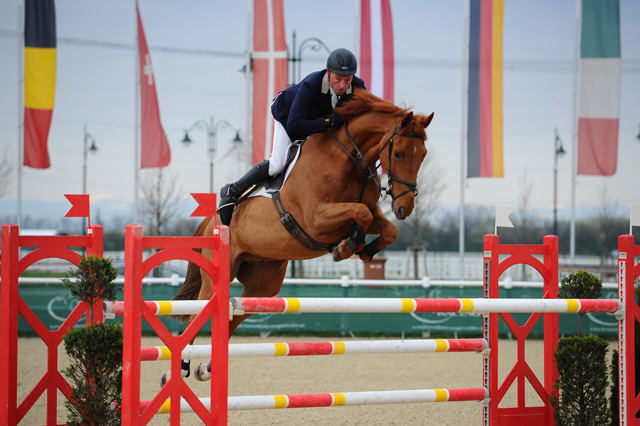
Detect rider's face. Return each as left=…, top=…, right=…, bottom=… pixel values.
left=327, top=71, right=353, bottom=96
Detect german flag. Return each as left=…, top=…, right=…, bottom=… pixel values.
left=24, top=0, right=56, bottom=169
left=467, top=0, right=504, bottom=178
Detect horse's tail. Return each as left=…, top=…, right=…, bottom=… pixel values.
left=172, top=217, right=214, bottom=322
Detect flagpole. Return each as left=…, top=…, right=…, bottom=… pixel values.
left=570, top=0, right=581, bottom=263
left=245, top=0, right=253, bottom=172
left=459, top=0, right=470, bottom=281
left=134, top=0, right=140, bottom=224
left=353, top=0, right=360, bottom=59
left=16, top=0, right=23, bottom=227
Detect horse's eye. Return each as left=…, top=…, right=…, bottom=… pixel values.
left=393, top=151, right=401, bottom=160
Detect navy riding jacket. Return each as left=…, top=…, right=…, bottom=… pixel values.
left=271, top=70, right=366, bottom=142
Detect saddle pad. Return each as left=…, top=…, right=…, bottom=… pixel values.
left=249, top=144, right=301, bottom=199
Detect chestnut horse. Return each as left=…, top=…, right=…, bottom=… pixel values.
left=168, top=89, right=433, bottom=382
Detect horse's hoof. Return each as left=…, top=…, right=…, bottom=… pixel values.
left=160, top=372, right=169, bottom=387
left=194, top=363, right=211, bottom=381
left=332, top=249, right=343, bottom=262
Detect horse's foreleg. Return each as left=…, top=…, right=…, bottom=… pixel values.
left=356, top=205, right=398, bottom=261
left=311, top=202, right=374, bottom=261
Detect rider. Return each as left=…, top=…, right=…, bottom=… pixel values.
left=217, top=47, right=367, bottom=226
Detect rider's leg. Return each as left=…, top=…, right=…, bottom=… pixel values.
left=217, top=160, right=270, bottom=225
left=217, top=120, right=292, bottom=226
left=266, top=120, right=292, bottom=176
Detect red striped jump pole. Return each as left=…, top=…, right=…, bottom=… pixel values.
left=230, top=297, right=621, bottom=315
left=139, top=338, right=489, bottom=361
left=139, top=387, right=489, bottom=413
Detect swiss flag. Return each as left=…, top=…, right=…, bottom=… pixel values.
left=251, top=0, right=288, bottom=166
left=137, top=2, right=171, bottom=168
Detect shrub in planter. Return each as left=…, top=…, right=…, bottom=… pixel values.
left=551, top=335, right=610, bottom=425
left=551, top=271, right=609, bottom=425
left=61, top=255, right=122, bottom=425
left=63, top=323, right=122, bottom=426
left=557, top=270, right=602, bottom=335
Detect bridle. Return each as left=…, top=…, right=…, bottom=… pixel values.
left=328, top=117, right=423, bottom=209
left=271, top=116, right=424, bottom=253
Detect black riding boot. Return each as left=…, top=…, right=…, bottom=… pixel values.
left=217, top=160, right=271, bottom=226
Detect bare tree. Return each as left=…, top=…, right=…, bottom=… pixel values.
left=590, top=184, right=622, bottom=261
left=0, top=146, right=14, bottom=199
left=515, top=170, right=534, bottom=244
left=139, top=168, right=183, bottom=236
left=514, top=171, right=535, bottom=280
left=401, top=152, right=446, bottom=278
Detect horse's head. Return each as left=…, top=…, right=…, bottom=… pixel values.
left=378, top=111, right=434, bottom=220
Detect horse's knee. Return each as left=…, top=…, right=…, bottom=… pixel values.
left=379, top=223, right=398, bottom=245
left=353, top=206, right=374, bottom=229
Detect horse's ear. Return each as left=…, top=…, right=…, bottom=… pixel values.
left=422, top=112, right=434, bottom=128
left=401, top=111, right=414, bottom=129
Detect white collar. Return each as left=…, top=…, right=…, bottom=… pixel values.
left=322, top=72, right=353, bottom=95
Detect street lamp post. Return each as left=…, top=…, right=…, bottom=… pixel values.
left=82, top=125, right=97, bottom=231
left=553, top=127, right=565, bottom=236
left=288, top=30, right=331, bottom=85
left=182, top=117, right=242, bottom=194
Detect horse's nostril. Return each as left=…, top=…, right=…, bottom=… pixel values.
left=397, top=207, right=405, bottom=219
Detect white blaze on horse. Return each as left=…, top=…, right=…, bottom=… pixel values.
left=163, top=88, right=434, bottom=384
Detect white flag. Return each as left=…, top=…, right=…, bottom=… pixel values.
left=631, top=205, right=640, bottom=234
left=495, top=206, right=515, bottom=234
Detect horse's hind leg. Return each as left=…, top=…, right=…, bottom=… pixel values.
left=162, top=262, right=215, bottom=386
left=193, top=260, right=289, bottom=382
left=230, top=260, right=288, bottom=334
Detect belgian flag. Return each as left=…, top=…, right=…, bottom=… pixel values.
left=24, top=0, right=56, bottom=169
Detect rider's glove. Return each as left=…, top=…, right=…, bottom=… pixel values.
left=325, top=113, right=344, bottom=129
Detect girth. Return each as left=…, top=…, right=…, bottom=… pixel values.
left=272, top=191, right=337, bottom=252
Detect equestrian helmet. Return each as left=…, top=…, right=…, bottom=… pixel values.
left=326, top=48, right=357, bottom=76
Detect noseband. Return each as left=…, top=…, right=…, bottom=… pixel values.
left=328, top=118, right=423, bottom=207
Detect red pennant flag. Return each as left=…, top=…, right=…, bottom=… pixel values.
left=190, top=193, right=218, bottom=218
left=23, top=0, right=57, bottom=169
left=252, top=0, right=288, bottom=166
left=137, top=2, right=171, bottom=169
left=64, top=194, right=90, bottom=219
left=360, top=0, right=394, bottom=102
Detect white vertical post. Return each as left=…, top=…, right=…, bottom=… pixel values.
left=16, top=0, right=23, bottom=227
left=245, top=0, right=253, bottom=169
left=459, top=0, right=470, bottom=281
left=570, top=0, right=581, bottom=263
left=134, top=0, right=140, bottom=224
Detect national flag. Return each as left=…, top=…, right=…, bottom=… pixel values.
left=467, top=0, right=504, bottom=178
left=359, top=0, right=394, bottom=102
left=23, top=0, right=56, bottom=169
left=577, top=0, right=620, bottom=176
left=251, top=0, right=288, bottom=166
left=137, top=2, right=171, bottom=169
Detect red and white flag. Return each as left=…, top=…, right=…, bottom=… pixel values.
left=251, top=0, right=288, bottom=166
left=137, top=2, right=170, bottom=169
left=359, top=0, right=394, bottom=102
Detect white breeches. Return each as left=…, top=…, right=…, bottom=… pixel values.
left=267, top=120, right=293, bottom=176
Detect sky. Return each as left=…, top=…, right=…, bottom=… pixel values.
left=0, top=0, right=639, bottom=228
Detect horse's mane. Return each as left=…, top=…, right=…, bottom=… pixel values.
left=335, top=88, right=426, bottom=140
left=335, top=88, right=410, bottom=120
